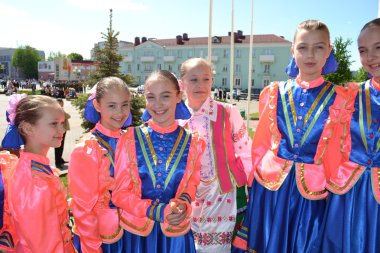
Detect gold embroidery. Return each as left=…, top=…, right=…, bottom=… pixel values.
left=299, top=163, right=326, bottom=195
left=247, top=248, right=258, bottom=253
left=287, top=87, right=297, bottom=126
left=100, top=225, right=122, bottom=240
left=165, top=222, right=189, bottom=233
left=118, top=209, right=152, bottom=232
left=327, top=165, right=363, bottom=191
left=255, top=160, right=291, bottom=187
left=303, top=82, right=331, bottom=127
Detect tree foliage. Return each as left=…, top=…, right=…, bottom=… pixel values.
left=353, top=67, right=369, bottom=83
left=324, top=37, right=353, bottom=86
left=73, top=9, right=143, bottom=132
left=47, top=51, right=66, bottom=61
left=68, top=53, right=84, bottom=61
left=11, top=45, right=41, bottom=79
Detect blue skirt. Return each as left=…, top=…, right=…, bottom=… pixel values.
left=73, top=233, right=126, bottom=253
left=122, top=223, right=196, bottom=253
left=74, top=223, right=196, bottom=253
left=232, top=165, right=326, bottom=253
left=311, top=169, right=380, bottom=253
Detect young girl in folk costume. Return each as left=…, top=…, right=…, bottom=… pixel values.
left=0, top=151, right=18, bottom=252
left=232, top=20, right=341, bottom=253
left=179, top=58, right=252, bottom=253
left=112, top=70, right=205, bottom=253
left=311, top=18, right=380, bottom=253
left=8, top=95, right=75, bottom=252
left=69, top=76, right=132, bottom=253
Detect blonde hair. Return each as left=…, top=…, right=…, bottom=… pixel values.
left=294, top=20, right=330, bottom=43
left=179, top=58, right=214, bottom=79
left=15, top=95, right=62, bottom=139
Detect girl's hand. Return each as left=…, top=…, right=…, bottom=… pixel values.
left=166, top=201, right=187, bottom=226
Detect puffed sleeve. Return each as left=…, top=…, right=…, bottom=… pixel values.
left=248, top=83, right=280, bottom=185
left=112, top=128, right=152, bottom=217
left=10, top=161, right=66, bottom=252
left=229, top=105, right=253, bottom=179
left=68, top=137, right=104, bottom=253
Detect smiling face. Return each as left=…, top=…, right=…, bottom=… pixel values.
left=94, top=86, right=131, bottom=131
left=144, top=75, right=182, bottom=128
left=358, top=25, right=380, bottom=81
left=292, top=28, right=331, bottom=81
left=181, top=62, right=212, bottom=111
left=23, top=105, right=66, bottom=155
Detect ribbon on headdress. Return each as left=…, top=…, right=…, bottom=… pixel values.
left=285, top=50, right=338, bottom=77
left=141, top=100, right=191, bottom=122
left=83, top=84, right=132, bottom=127
left=1, top=94, right=27, bottom=149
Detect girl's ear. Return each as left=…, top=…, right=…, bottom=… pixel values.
left=178, top=79, right=184, bottom=91
left=93, top=99, right=101, bottom=113
left=20, top=122, right=34, bottom=137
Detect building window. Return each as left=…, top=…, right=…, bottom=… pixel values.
left=127, top=64, right=131, bottom=72
left=137, top=64, right=140, bottom=71
left=235, top=78, right=241, bottom=87
left=144, top=64, right=152, bottom=71
left=178, top=50, right=182, bottom=58
left=157, top=64, right=161, bottom=70
left=264, top=49, right=272, bottom=55
left=236, top=64, right=241, bottom=73
left=168, top=65, right=172, bottom=71
left=222, top=64, right=228, bottom=72
left=223, top=49, right=229, bottom=58
left=264, top=64, right=270, bottom=73
left=178, top=64, right=181, bottom=71
left=199, top=50, right=204, bottom=57
left=252, top=79, right=255, bottom=87
left=188, top=50, right=193, bottom=58
left=236, top=49, right=241, bottom=58
left=222, top=78, right=227, bottom=86
left=263, top=78, right=270, bottom=87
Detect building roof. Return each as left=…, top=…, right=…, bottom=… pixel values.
left=120, top=34, right=291, bottom=49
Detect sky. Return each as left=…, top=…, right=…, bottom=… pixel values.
left=1, top=0, right=379, bottom=71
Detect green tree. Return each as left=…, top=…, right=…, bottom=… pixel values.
left=11, top=45, right=41, bottom=79
left=47, top=51, right=66, bottom=61
left=68, top=53, right=84, bottom=61
left=353, top=67, right=369, bottom=82
left=73, top=9, right=143, bottom=132
left=324, top=37, right=353, bottom=86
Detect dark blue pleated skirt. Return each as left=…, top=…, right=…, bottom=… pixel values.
left=232, top=165, right=326, bottom=253
left=74, top=223, right=196, bottom=253
left=311, top=169, right=380, bottom=253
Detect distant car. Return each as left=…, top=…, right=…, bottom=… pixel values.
left=137, top=85, right=144, bottom=94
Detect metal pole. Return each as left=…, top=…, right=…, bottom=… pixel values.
left=246, top=0, right=254, bottom=127
left=208, top=0, right=213, bottom=63
left=229, top=0, right=235, bottom=104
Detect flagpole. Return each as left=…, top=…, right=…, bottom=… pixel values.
left=208, top=0, right=213, bottom=63
left=246, top=0, right=254, bottom=127
left=229, top=0, right=235, bottom=104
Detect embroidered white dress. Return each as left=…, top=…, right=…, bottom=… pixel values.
left=186, top=98, right=252, bottom=253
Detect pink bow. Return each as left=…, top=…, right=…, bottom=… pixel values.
left=7, top=94, right=27, bottom=125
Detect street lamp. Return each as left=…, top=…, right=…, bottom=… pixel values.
left=73, top=67, right=84, bottom=93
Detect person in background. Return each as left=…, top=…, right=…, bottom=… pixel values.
left=55, top=98, right=71, bottom=169
left=179, top=58, right=252, bottom=253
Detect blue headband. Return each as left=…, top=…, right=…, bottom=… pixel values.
left=285, top=50, right=338, bottom=77
left=141, top=100, right=191, bottom=122
left=84, top=97, right=132, bottom=128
